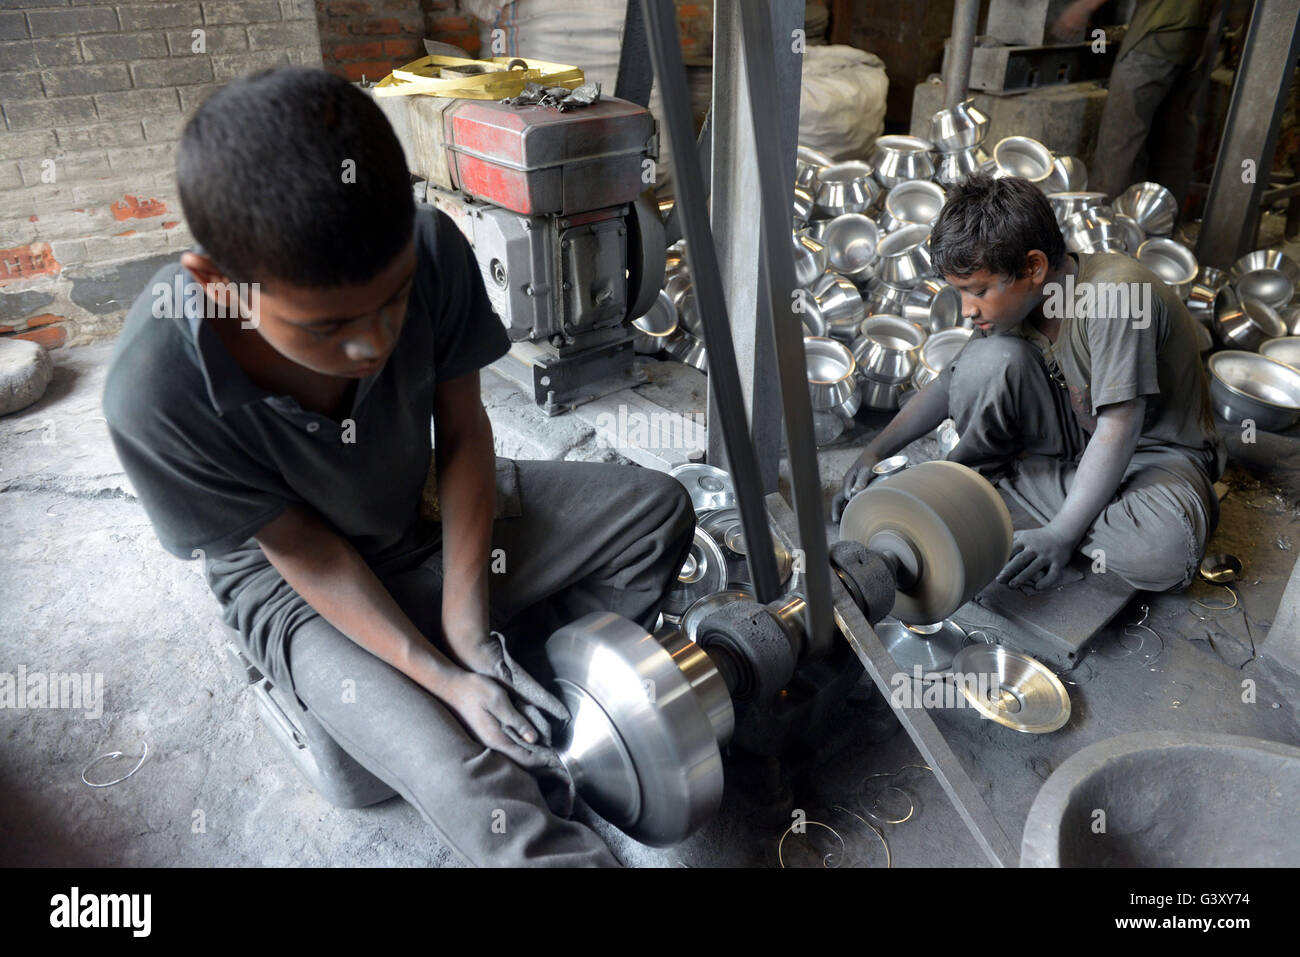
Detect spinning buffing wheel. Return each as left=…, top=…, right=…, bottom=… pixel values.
left=838, top=461, right=1013, bottom=625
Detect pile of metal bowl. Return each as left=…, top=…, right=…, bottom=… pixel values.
left=662, top=464, right=795, bottom=638
left=929, top=98, right=990, bottom=187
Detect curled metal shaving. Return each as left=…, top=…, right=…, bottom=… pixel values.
left=778, top=820, right=846, bottom=869
left=82, top=742, right=148, bottom=788
left=831, top=804, right=893, bottom=869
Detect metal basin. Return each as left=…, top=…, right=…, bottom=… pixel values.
left=1213, top=286, right=1286, bottom=351
left=870, top=134, right=936, bottom=188
left=1185, top=265, right=1227, bottom=322
left=1136, top=237, right=1197, bottom=299
left=664, top=328, right=707, bottom=372
left=631, top=290, right=679, bottom=354
left=681, top=589, right=753, bottom=643
left=865, top=276, right=911, bottom=316
left=793, top=231, right=828, bottom=288
left=1021, top=731, right=1300, bottom=867
left=1047, top=191, right=1108, bottom=225
left=934, top=145, right=989, bottom=186
left=669, top=463, right=736, bottom=514
left=857, top=372, right=910, bottom=411
left=820, top=214, right=879, bottom=283
left=795, top=144, right=833, bottom=190
left=1114, top=181, right=1176, bottom=236
left=901, top=280, right=965, bottom=332
left=928, top=98, right=989, bottom=152
left=1052, top=155, right=1087, bottom=190
left=814, top=161, right=878, bottom=217
left=874, top=224, right=933, bottom=289
left=805, top=336, right=857, bottom=410
left=1230, top=249, right=1300, bottom=310
left=1208, top=350, right=1300, bottom=430
left=880, top=180, right=946, bottom=233
left=851, top=314, right=927, bottom=384
left=1112, top=213, right=1145, bottom=254
left=662, top=528, right=729, bottom=618
left=992, top=135, right=1053, bottom=185
left=1260, top=336, right=1300, bottom=371
left=792, top=185, right=815, bottom=225
left=913, top=326, right=972, bottom=388
left=810, top=272, right=866, bottom=340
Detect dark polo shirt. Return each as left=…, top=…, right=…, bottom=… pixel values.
left=102, top=205, right=510, bottom=689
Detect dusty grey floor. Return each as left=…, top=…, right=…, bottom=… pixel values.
left=4, top=312, right=1300, bottom=867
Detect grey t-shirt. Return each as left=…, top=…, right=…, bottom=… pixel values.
left=1010, top=251, right=1225, bottom=478
left=102, top=205, right=511, bottom=689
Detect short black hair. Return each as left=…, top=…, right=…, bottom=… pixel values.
left=177, top=67, right=414, bottom=287
left=930, top=174, right=1066, bottom=280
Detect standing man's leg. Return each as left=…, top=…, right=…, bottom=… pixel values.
left=1091, top=50, right=1184, bottom=199
left=1146, top=60, right=1206, bottom=210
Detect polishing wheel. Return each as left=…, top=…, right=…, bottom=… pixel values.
left=838, top=461, right=1013, bottom=624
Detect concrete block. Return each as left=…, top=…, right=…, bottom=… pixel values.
left=0, top=128, right=58, bottom=159
left=141, top=113, right=188, bottom=142
left=81, top=30, right=169, bottom=62
left=0, top=40, right=32, bottom=72
left=28, top=7, right=118, bottom=38
left=279, top=0, right=315, bottom=20
left=246, top=19, right=316, bottom=51
left=41, top=62, right=131, bottom=96
left=0, top=214, right=38, bottom=243
left=201, top=0, right=282, bottom=25
left=0, top=11, right=28, bottom=41
left=129, top=55, right=213, bottom=87
left=164, top=25, right=247, bottom=55
left=30, top=37, right=82, bottom=67
left=107, top=142, right=177, bottom=173
left=84, top=230, right=172, bottom=265
left=176, top=81, right=221, bottom=113
left=93, top=87, right=180, bottom=120
left=55, top=120, right=146, bottom=150
left=0, top=71, right=42, bottom=100
left=48, top=238, right=88, bottom=266
left=3, top=95, right=96, bottom=130
left=116, top=3, right=202, bottom=31
left=0, top=159, right=22, bottom=190
left=210, top=49, right=286, bottom=80
left=22, top=150, right=111, bottom=185
left=985, top=0, right=1075, bottom=47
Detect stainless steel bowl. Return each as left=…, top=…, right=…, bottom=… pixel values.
left=874, top=224, right=933, bottom=289
left=1114, top=181, right=1177, bottom=236
left=795, top=145, right=834, bottom=190
left=820, top=214, right=879, bottom=284
left=934, top=144, right=989, bottom=186
left=1053, top=155, right=1087, bottom=190
left=928, top=99, right=989, bottom=152
left=900, top=279, right=966, bottom=332
left=870, top=135, right=936, bottom=188
left=793, top=231, right=828, bottom=288
left=805, top=336, right=858, bottom=410
left=792, top=185, right=815, bottom=225
left=810, top=272, right=866, bottom=340
left=857, top=372, right=910, bottom=411
left=631, top=289, right=679, bottom=354
left=851, top=314, right=928, bottom=383
left=992, top=135, right=1053, bottom=185
left=913, top=326, right=972, bottom=388
left=1229, top=249, right=1300, bottom=310
left=1213, top=286, right=1287, bottom=351
left=664, top=328, right=708, bottom=371
left=1112, top=213, right=1145, bottom=254
left=814, top=161, right=879, bottom=217
left=1260, top=336, right=1300, bottom=371
left=662, top=527, right=730, bottom=618
left=1207, top=350, right=1300, bottom=431
left=1064, top=220, right=1128, bottom=254
left=1136, top=237, right=1198, bottom=299
left=697, top=507, right=794, bottom=590
left=665, top=239, right=688, bottom=280
left=871, top=454, right=909, bottom=482
left=879, top=180, right=946, bottom=232
left=1284, top=303, right=1300, bottom=336
left=865, top=276, right=911, bottom=316
left=1047, top=191, right=1108, bottom=225
left=1185, top=265, right=1227, bottom=322
left=680, top=588, right=754, bottom=643
left=670, top=462, right=737, bottom=514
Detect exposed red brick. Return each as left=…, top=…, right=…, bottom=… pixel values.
left=429, top=13, right=469, bottom=31
left=341, top=60, right=397, bottom=81
left=28, top=215, right=37, bottom=222
left=0, top=325, right=14, bottom=334
left=333, top=40, right=385, bottom=59
left=382, top=38, right=421, bottom=57
left=0, top=243, right=61, bottom=285
left=24, top=313, right=62, bottom=328
left=354, top=17, right=403, bottom=34
left=382, top=0, right=419, bottom=10
left=326, top=0, right=371, bottom=14
left=115, top=229, right=137, bottom=237
left=110, top=196, right=167, bottom=220
left=162, top=221, right=179, bottom=229
left=13, top=325, right=66, bottom=349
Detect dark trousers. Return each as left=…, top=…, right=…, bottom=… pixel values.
left=282, top=460, right=695, bottom=866
left=944, top=335, right=1217, bottom=592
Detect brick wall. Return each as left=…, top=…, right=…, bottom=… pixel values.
left=0, top=0, right=324, bottom=349
left=315, top=0, right=478, bottom=83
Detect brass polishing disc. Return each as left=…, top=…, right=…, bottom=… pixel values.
left=839, top=461, right=1013, bottom=624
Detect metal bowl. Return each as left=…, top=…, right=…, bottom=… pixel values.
left=810, top=272, right=866, bottom=340
left=901, top=279, right=965, bottom=332
left=664, top=328, right=707, bottom=371
left=913, top=326, right=972, bottom=388
left=851, top=314, right=928, bottom=384
left=814, top=161, right=879, bottom=217
left=992, top=135, right=1053, bottom=185
left=1260, top=336, right=1300, bottom=371
left=934, top=145, right=990, bottom=186
left=1185, top=265, right=1227, bottom=322
left=680, top=589, right=754, bottom=643
left=1064, top=221, right=1128, bottom=255
left=662, top=527, right=730, bottom=618
left=865, top=276, right=911, bottom=316
left=950, top=644, right=1071, bottom=734
left=820, top=214, right=879, bottom=284
left=793, top=231, right=828, bottom=288
left=664, top=239, right=688, bottom=280
left=1114, top=181, right=1176, bottom=236
left=799, top=294, right=828, bottom=337
left=1229, top=249, right=1300, bottom=310
left=1112, top=213, right=1145, bottom=254
left=928, top=99, right=989, bottom=152
left=795, top=145, right=834, bottom=190
left=880, top=180, right=946, bottom=233
left=631, top=290, right=679, bottom=354
left=1213, top=286, right=1287, bottom=351
left=857, top=372, right=910, bottom=411
left=1053, top=155, right=1087, bottom=190
left=792, top=185, right=815, bottom=225
left=669, top=462, right=737, bottom=514
left=805, top=336, right=858, bottom=410
left=1207, top=350, right=1300, bottom=431
left=870, top=135, right=936, bottom=189
left=1047, top=191, right=1108, bottom=225
left=874, top=224, right=933, bottom=289
left=1136, top=237, right=1197, bottom=299
left=1284, top=302, right=1300, bottom=336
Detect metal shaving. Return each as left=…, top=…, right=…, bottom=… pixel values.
left=502, top=80, right=602, bottom=111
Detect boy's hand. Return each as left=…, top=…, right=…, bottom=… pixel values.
left=833, top=449, right=882, bottom=522
left=997, top=526, right=1076, bottom=590
left=440, top=668, right=546, bottom=768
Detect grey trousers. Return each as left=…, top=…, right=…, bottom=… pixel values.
left=282, top=460, right=695, bottom=867
left=1091, top=48, right=1204, bottom=205
left=945, top=335, right=1218, bottom=592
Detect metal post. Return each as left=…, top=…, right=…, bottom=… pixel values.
left=705, top=0, right=801, bottom=493
left=1196, top=0, right=1300, bottom=269
left=943, top=0, right=981, bottom=110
